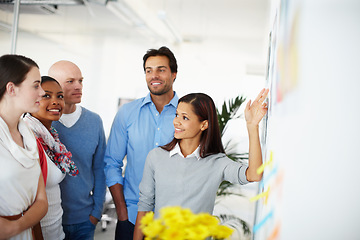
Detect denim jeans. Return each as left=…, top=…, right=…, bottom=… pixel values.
left=115, top=219, right=134, bottom=240
left=63, top=219, right=96, bottom=240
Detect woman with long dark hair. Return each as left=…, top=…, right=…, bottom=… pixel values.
left=0, top=54, right=48, bottom=239
left=23, top=76, right=78, bottom=239
left=133, top=89, right=269, bottom=239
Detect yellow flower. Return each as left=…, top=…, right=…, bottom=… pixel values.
left=160, top=227, right=186, bottom=240
left=141, top=211, right=154, bottom=227
left=184, top=225, right=209, bottom=240
left=161, top=208, right=184, bottom=227
left=160, top=206, right=182, bottom=218
left=211, top=225, right=234, bottom=239
left=195, top=213, right=220, bottom=227
left=141, top=206, right=233, bottom=240
left=142, top=219, right=164, bottom=238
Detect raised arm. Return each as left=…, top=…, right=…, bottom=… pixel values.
left=244, top=88, right=269, bottom=182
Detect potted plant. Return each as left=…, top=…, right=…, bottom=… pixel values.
left=215, top=95, right=251, bottom=239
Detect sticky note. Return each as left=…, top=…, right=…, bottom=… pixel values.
left=257, top=151, right=274, bottom=175
left=250, top=187, right=270, bottom=202
left=253, top=210, right=274, bottom=233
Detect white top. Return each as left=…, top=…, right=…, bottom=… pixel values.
left=40, top=154, right=65, bottom=240
left=0, top=117, right=40, bottom=240
left=59, top=105, right=82, bottom=128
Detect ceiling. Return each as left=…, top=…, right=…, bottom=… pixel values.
left=0, top=0, right=270, bottom=60
left=0, top=0, right=271, bottom=136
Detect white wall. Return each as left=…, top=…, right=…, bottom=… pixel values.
left=0, top=19, right=267, bottom=137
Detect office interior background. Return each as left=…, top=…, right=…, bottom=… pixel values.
left=1, top=0, right=360, bottom=239
left=0, top=0, right=269, bottom=138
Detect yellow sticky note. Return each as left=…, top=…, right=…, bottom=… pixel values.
left=257, top=151, right=274, bottom=175
left=250, top=187, right=270, bottom=202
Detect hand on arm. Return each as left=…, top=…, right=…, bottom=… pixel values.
left=0, top=173, right=48, bottom=239
left=244, top=88, right=269, bottom=181
left=133, top=211, right=148, bottom=240
left=0, top=217, right=18, bottom=239
left=109, top=183, right=128, bottom=221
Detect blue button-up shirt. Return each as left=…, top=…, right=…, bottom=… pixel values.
left=104, top=92, right=178, bottom=224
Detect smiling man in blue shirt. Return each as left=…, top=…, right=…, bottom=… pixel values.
left=104, top=46, right=179, bottom=240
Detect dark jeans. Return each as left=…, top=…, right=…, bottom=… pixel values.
left=115, top=219, right=134, bottom=240
left=63, top=219, right=96, bottom=240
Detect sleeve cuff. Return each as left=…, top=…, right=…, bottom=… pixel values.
left=105, top=168, right=124, bottom=187
left=239, top=165, right=250, bottom=184
left=137, top=201, right=154, bottom=212
left=91, top=209, right=102, bottom=220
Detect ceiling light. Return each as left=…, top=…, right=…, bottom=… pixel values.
left=158, top=10, right=182, bottom=43
left=106, top=0, right=145, bottom=27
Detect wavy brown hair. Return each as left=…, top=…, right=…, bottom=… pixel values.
left=161, top=93, right=225, bottom=158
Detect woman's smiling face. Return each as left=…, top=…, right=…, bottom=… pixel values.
left=32, top=80, right=64, bottom=129
left=173, top=102, right=207, bottom=142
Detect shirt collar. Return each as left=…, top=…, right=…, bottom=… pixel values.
left=141, top=91, right=179, bottom=108
left=141, top=93, right=153, bottom=107
left=168, top=91, right=179, bottom=108
left=169, top=143, right=201, bottom=160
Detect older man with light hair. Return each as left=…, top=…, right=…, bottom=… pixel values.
left=49, top=61, right=106, bottom=240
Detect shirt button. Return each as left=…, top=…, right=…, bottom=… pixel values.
left=156, top=143, right=159, bottom=146
left=157, top=128, right=160, bottom=131
left=156, top=113, right=159, bottom=116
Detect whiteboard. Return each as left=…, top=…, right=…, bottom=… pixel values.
left=252, top=0, right=360, bottom=239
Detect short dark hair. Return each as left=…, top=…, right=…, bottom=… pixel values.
left=162, top=93, right=225, bottom=158
left=41, top=76, right=61, bottom=87
left=143, top=46, right=178, bottom=74
left=0, top=54, right=39, bottom=100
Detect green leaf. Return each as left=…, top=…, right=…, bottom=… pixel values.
left=217, top=95, right=246, bottom=135
left=216, top=95, right=248, bottom=197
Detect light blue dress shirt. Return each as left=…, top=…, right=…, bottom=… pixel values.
left=104, top=92, right=178, bottom=224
